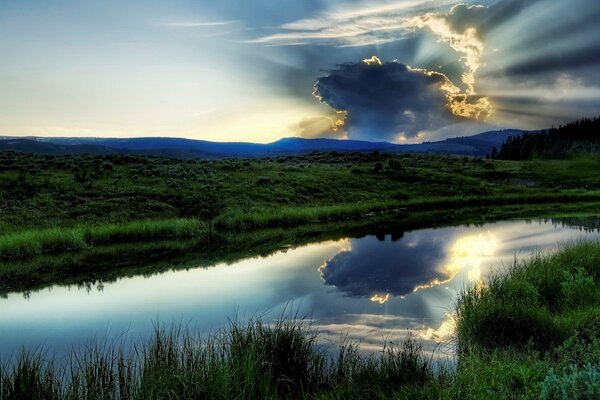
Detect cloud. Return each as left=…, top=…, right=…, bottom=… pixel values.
left=158, top=19, right=245, bottom=37
left=506, top=45, right=600, bottom=76
left=249, top=1, right=456, bottom=47
left=319, top=234, right=450, bottom=299
left=255, top=2, right=493, bottom=139
left=162, top=20, right=241, bottom=28
left=312, top=56, right=489, bottom=140
left=410, top=4, right=486, bottom=94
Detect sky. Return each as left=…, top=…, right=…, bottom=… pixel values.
left=1, top=0, right=600, bottom=143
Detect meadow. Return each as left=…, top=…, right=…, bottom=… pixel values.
left=1, top=150, right=599, bottom=256
left=2, top=242, right=600, bottom=399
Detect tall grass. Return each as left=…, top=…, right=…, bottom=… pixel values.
left=2, top=191, right=599, bottom=258
left=85, top=219, right=207, bottom=244
left=0, top=228, right=87, bottom=259
left=213, top=201, right=402, bottom=230
left=0, top=319, right=442, bottom=400
left=0, top=219, right=208, bottom=259
left=213, top=191, right=600, bottom=230
left=456, top=242, right=600, bottom=353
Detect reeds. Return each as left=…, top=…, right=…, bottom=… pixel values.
left=0, top=319, right=441, bottom=400
left=455, top=242, right=600, bottom=353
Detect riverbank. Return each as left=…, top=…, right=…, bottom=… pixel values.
left=2, top=208, right=599, bottom=296
left=3, top=194, right=600, bottom=260
left=2, top=242, right=599, bottom=399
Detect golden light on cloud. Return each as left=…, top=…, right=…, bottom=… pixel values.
left=419, top=313, right=457, bottom=342
left=332, top=110, right=347, bottom=131
left=407, top=65, right=491, bottom=120
left=412, top=231, right=498, bottom=294
left=362, top=55, right=383, bottom=66
left=410, top=6, right=484, bottom=95
left=369, top=293, right=390, bottom=304
left=409, top=5, right=493, bottom=120
left=312, top=82, right=349, bottom=133
left=317, top=238, right=352, bottom=280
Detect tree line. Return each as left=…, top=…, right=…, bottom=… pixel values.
left=493, top=117, right=600, bottom=160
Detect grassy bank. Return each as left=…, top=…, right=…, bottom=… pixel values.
left=1, top=193, right=599, bottom=259
left=453, top=241, right=600, bottom=398
left=1, top=151, right=599, bottom=232
left=2, top=209, right=599, bottom=296
left=3, top=243, right=600, bottom=399
left=0, top=219, right=208, bottom=258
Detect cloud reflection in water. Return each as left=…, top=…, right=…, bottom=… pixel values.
left=318, top=230, right=498, bottom=303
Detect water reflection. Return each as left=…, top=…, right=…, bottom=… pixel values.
left=319, top=231, right=498, bottom=303
left=0, top=219, right=599, bottom=360
left=319, top=235, right=448, bottom=300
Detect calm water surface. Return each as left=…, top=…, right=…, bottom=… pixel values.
left=1, top=219, right=599, bottom=359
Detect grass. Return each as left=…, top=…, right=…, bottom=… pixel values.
left=0, top=319, right=444, bottom=400
left=212, top=200, right=400, bottom=229
left=456, top=242, right=600, bottom=353
left=0, top=219, right=208, bottom=258
left=0, top=228, right=87, bottom=259
left=1, top=151, right=600, bottom=257
left=452, top=242, right=600, bottom=398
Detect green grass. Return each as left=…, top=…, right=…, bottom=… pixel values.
left=452, top=242, right=600, bottom=398
left=456, top=242, right=600, bottom=352
left=0, top=219, right=208, bottom=258
left=0, top=228, right=87, bottom=258
left=212, top=200, right=400, bottom=229
left=1, top=151, right=600, bottom=258
left=85, top=219, right=208, bottom=244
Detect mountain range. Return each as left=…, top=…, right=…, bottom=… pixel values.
left=0, top=129, right=523, bottom=158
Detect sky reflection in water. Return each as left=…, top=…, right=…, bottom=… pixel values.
left=0, top=219, right=599, bottom=359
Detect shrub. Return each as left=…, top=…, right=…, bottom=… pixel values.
left=561, top=268, right=598, bottom=309
left=256, top=176, right=272, bottom=185
left=540, top=364, right=600, bottom=400
left=388, top=159, right=403, bottom=171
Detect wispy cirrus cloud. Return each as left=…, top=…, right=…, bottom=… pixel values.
left=250, top=1, right=457, bottom=47
left=157, top=19, right=245, bottom=38
left=161, top=20, right=242, bottom=28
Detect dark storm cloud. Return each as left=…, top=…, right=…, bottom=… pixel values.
left=506, top=46, right=600, bottom=76
left=446, top=0, right=543, bottom=36
left=313, top=60, right=456, bottom=140
left=319, top=235, right=450, bottom=299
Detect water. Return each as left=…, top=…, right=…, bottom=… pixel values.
left=1, top=219, right=599, bottom=360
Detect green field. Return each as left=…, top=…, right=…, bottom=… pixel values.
left=1, top=151, right=600, bottom=255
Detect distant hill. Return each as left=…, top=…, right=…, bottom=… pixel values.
left=496, top=117, right=600, bottom=160
left=0, top=139, right=116, bottom=155
left=441, top=129, right=524, bottom=154
left=0, top=129, right=522, bottom=158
